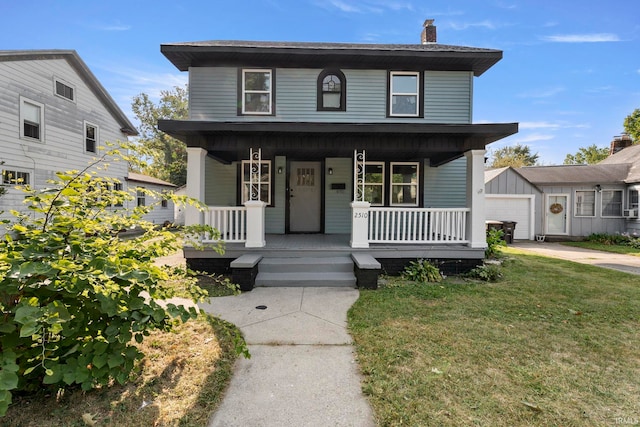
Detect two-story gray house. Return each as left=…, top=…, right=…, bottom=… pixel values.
left=159, top=21, right=518, bottom=287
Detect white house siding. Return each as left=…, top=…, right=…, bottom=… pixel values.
left=424, top=158, right=467, bottom=208
left=0, top=56, right=130, bottom=223
left=325, top=157, right=353, bottom=234
left=188, top=67, right=472, bottom=124
left=127, top=181, right=175, bottom=225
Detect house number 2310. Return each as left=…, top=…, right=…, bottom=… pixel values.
left=354, top=212, right=368, bottom=219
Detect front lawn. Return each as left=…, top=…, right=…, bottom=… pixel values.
left=563, top=241, right=640, bottom=256
left=348, top=248, right=640, bottom=426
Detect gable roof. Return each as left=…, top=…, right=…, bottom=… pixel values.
left=0, top=50, right=138, bottom=136
left=161, top=40, right=503, bottom=76
left=517, top=164, right=630, bottom=185
left=598, top=144, right=640, bottom=183
left=127, top=172, right=176, bottom=187
left=484, top=166, right=509, bottom=184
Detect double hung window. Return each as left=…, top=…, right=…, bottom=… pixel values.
left=601, top=190, right=623, bottom=217
left=363, top=163, right=384, bottom=205
left=575, top=190, right=595, bottom=217
left=317, top=69, right=346, bottom=111
left=389, top=72, right=420, bottom=117
left=85, top=122, right=98, bottom=153
left=241, top=160, right=272, bottom=205
left=20, top=97, right=43, bottom=141
left=241, top=69, right=273, bottom=115
left=390, top=162, right=419, bottom=206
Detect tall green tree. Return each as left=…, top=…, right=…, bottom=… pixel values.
left=488, top=144, right=539, bottom=168
left=131, top=85, right=188, bottom=186
left=623, top=108, right=640, bottom=143
left=563, top=144, right=610, bottom=165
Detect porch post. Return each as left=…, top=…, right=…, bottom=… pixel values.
left=185, top=147, right=207, bottom=228
left=351, top=201, right=371, bottom=248
left=465, top=149, right=487, bottom=249
left=244, top=200, right=266, bottom=248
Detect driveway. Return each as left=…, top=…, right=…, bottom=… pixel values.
left=511, top=242, right=640, bottom=275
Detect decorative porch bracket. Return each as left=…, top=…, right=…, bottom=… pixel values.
left=245, top=148, right=266, bottom=247
left=351, top=149, right=370, bottom=248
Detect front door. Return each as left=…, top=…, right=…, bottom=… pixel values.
left=289, top=161, right=322, bottom=232
left=546, top=194, right=569, bottom=235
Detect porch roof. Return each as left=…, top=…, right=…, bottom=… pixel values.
left=158, top=120, right=518, bottom=166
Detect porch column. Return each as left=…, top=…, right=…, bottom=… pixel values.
left=244, top=200, right=266, bottom=248
left=350, top=201, right=370, bottom=248
left=465, top=149, right=487, bottom=249
left=185, top=147, right=207, bottom=228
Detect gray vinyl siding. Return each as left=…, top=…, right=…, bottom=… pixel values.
left=423, top=158, right=467, bottom=207
left=204, top=158, right=237, bottom=206
left=325, top=158, right=353, bottom=233
left=0, top=57, right=131, bottom=222
left=265, top=156, right=286, bottom=234
left=537, top=184, right=627, bottom=236
left=189, top=67, right=472, bottom=123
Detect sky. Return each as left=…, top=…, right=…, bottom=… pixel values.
left=2, top=0, right=639, bottom=165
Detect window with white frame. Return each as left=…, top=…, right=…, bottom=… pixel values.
left=20, top=97, right=44, bottom=141
left=601, top=189, right=623, bottom=217
left=363, top=162, right=384, bottom=205
left=241, top=160, right=271, bottom=204
left=390, top=162, right=419, bottom=206
left=629, top=189, right=638, bottom=209
left=575, top=190, right=595, bottom=217
left=112, top=182, right=123, bottom=207
left=54, top=78, right=75, bottom=102
left=389, top=71, right=420, bottom=117
left=2, top=169, right=30, bottom=185
left=241, top=69, right=273, bottom=114
left=137, top=188, right=146, bottom=207
left=84, top=122, right=98, bottom=153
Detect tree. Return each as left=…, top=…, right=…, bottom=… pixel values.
left=623, top=108, right=640, bottom=143
left=488, top=144, right=539, bottom=168
left=131, top=85, right=188, bottom=186
left=563, top=144, right=610, bottom=165
left=0, top=146, right=243, bottom=416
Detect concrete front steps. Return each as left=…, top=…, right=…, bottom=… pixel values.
left=255, top=256, right=357, bottom=287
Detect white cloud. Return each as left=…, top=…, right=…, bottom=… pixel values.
left=519, top=121, right=590, bottom=130
left=317, top=0, right=412, bottom=14
left=518, top=86, right=565, bottom=99
left=512, top=133, right=555, bottom=144
left=541, top=33, right=621, bottom=43
left=449, top=20, right=499, bottom=31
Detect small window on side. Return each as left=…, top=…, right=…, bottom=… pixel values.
left=84, top=122, right=98, bottom=153
left=54, top=78, right=75, bottom=101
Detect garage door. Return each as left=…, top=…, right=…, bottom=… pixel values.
left=486, top=196, right=532, bottom=240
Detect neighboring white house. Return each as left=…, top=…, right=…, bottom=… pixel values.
left=0, top=50, right=137, bottom=222
left=126, top=172, right=176, bottom=225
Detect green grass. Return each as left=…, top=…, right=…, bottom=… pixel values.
left=348, top=248, right=640, bottom=427
left=562, top=241, right=640, bottom=256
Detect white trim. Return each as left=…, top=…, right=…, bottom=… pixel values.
left=241, top=160, right=272, bottom=205
left=19, top=96, right=44, bottom=142
left=364, top=161, right=385, bottom=206
left=389, top=71, right=420, bottom=117
left=389, top=161, right=419, bottom=206
left=83, top=121, right=99, bottom=154
left=485, top=194, right=535, bottom=240
left=53, top=76, right=76, bottom=103
left=545, top=193, right=570, bottom=235
left=241, top=69, right=272, bottom=115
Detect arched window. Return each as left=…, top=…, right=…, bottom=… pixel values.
left=317, top=69, right=346, bottom=111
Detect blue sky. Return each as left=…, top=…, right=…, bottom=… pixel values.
left=3, top=0, right=639, bottom=165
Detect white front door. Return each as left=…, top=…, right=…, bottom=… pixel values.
left=546, top=194, right=569, bottom=235
left=289, top=161, right=322, bottom=232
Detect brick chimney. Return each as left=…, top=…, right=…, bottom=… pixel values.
left=609, top=133, right=633, bottom=155
left=421, top=19, right=436, bottom=44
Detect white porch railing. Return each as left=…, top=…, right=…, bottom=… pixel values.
left=204, top=206, right=247, bottom=243
left=368, top=207, right=470, bottom=244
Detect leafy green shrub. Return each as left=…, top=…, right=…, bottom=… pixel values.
left=402, top=259, right=442, bottom=284
left=585, top=233, right=640, bottom=248
left=485, top=228, right=506, bottom=259
left=0, top=148, right=242, bottom=416
left=466, top=264, right=503, bottom=282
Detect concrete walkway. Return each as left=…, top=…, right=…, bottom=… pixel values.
left=199, top=287, right=376, bottom=427
left=511, top=242, right=640, bottom=275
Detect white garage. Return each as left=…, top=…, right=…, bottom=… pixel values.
left=485, top=195, right=535, bottom=240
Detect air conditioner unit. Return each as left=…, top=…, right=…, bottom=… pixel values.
left=623, top=209, right=638, bottom=218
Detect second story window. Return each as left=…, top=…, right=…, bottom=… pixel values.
left=317, top=69, right=346, bottom=111
left=20, top=97, right=44, bottom=141
left=54, top=78, right=75, bottom=102
left=389, top=71, right=421, bottom=117
left=85, top=122, right=98, bottom=153
left=241, top=69, right=273, bottom=115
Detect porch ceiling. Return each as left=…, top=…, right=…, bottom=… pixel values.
left=158, top=121, right=518, bottom=166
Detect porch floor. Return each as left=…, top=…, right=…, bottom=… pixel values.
left=185, top=234, right=484, bottom=260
